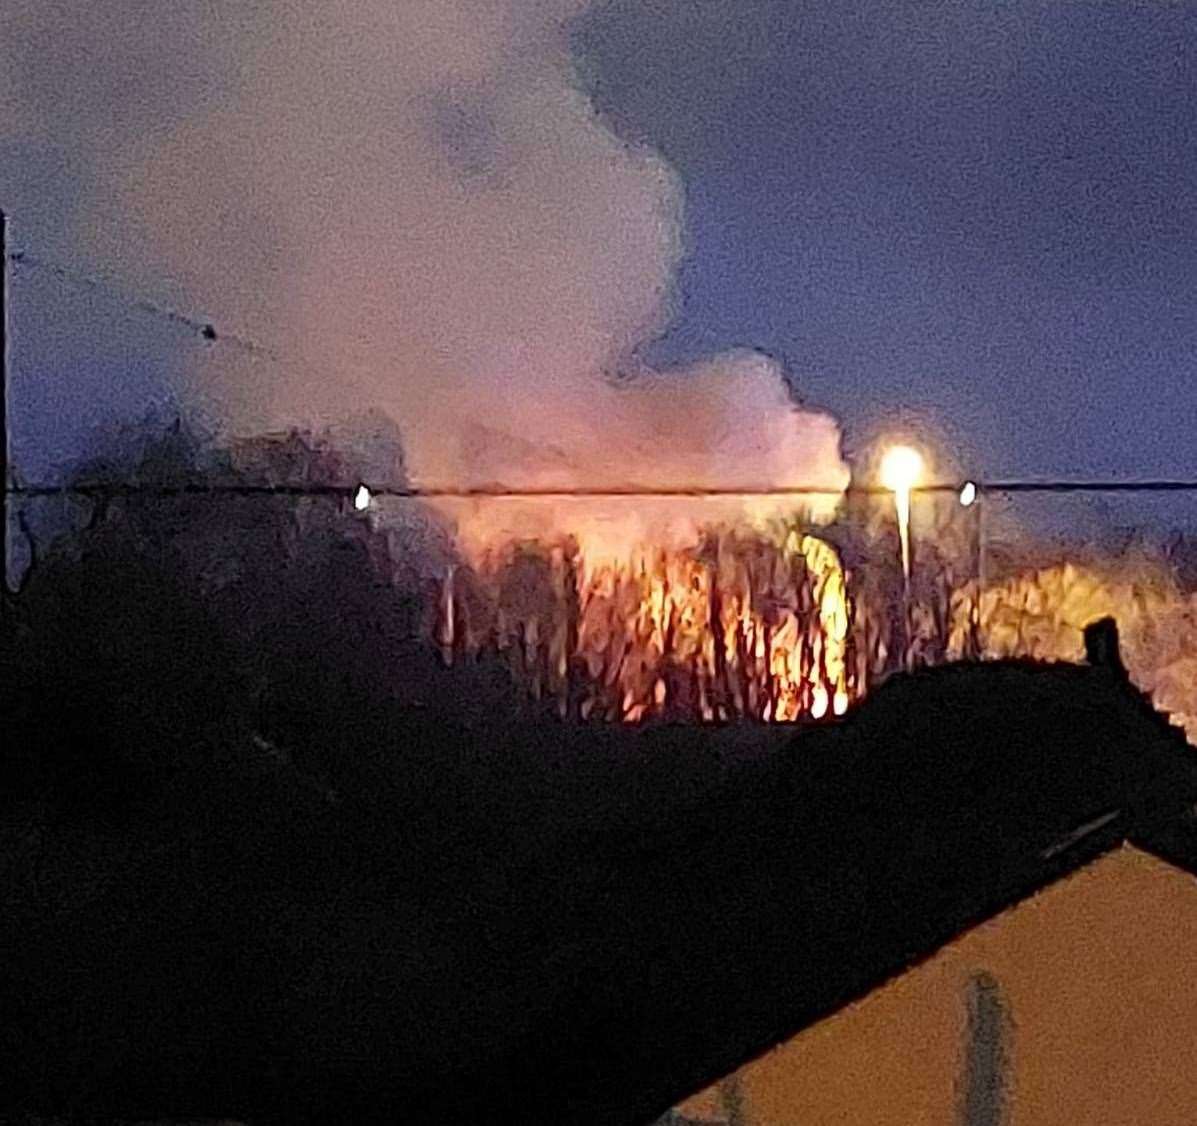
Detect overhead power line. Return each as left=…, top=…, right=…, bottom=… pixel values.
left=982, top=481, right=1197, bottom=494
left=7, top=249, right=278, bottom=360
left=7, top=481, right=1197, bottom=500
left=8, top=244, right=1197, bottom=503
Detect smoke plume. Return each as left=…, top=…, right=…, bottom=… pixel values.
left=1, top=1, right=847, bottom=534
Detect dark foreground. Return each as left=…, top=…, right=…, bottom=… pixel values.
left=3, top=630, right=1196, bottom=1123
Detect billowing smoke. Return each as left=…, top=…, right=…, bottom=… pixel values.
left=1, top=0, right=847, bottom=544
left=441, top=348, right=849, bottom=562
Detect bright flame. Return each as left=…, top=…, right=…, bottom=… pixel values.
left=959, top=481, right=978, bottom=508
left=353, top=484, right=372, bottom=512
left=423, top=463, right=1197, bottom=741
left=439, top=527, right=856, bottom=724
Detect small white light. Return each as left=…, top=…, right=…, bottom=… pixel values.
left=959, top=481, right=977, bottom=508
left=353, top=484, right=371, bottom=512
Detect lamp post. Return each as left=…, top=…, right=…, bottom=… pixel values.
left=880, top=445, right=924, bottom=670
left=960, top=480, right=981, bottom=659
left=880, top=445, right=923, bottom=584
left=1, top=209, right=8, bottom=596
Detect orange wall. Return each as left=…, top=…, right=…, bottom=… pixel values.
left=673, top=845, right=1197, bottom=1125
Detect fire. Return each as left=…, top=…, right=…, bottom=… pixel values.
left=422, top=485, right=1197, bottom=739
left=437, top=526, right=856, bottom=723
left=947, top=559, right=1197, bottom=741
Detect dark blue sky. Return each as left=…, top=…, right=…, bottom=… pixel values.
left=574, top=0, right=1197, bottom=482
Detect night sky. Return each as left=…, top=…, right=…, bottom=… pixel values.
left=6, top=1, right=1197, bottom=518
left=574, top=1, right=1197, bottom=481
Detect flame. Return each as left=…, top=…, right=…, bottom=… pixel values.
left=439, top=526, right=856, bottom=723
left=427, top=490, right=1197, bottom=741
left=948, top=559, right=1197, bottom=741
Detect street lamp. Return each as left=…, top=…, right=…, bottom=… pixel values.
left=880, top=444, right=924, bottom=674
left=959, top=480, right=984, bottom=658
left=879, top=445, right=924, bottom=583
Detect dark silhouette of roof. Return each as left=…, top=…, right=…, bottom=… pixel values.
left=3, top=620, right=1196, bottom=1125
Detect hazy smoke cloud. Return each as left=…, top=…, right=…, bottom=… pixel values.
left=1, top=1, right=847, bottom=518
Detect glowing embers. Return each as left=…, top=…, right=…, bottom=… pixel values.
left=438, top=529, right=857, bottom=723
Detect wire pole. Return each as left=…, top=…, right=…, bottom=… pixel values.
left=971, top=488, right=986, bottom=658
left=1, top=209, right=9, bottom=595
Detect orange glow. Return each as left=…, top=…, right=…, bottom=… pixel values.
left=948, top=560, right=1197, bottom=742
left=430, top=491, right=1197, bottom=737
left=439, top=527, right=856, bottom=723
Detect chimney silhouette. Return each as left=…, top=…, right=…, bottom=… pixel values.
left=1084, top=617, right=1127, bottom=678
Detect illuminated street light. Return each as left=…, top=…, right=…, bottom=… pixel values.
left=879, top=445, right=924, bottom=496
left=959, top=480, right=985, bottom=659
left=879, top=445, right=924, bottom=582
left=353, top=483, right=372, bottom=512
left=880, top=444, right=924, bottom=675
